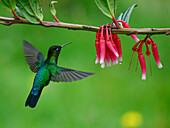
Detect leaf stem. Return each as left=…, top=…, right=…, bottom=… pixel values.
left=12, top=10, right=21, bottom=20
left=53, top=15, right=60, bottom=23
left=107, top=0, right=114, bottom=18
left=112, top=16, right=121, bottom=29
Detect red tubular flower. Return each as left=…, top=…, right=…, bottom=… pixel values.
left=129, top=40, right=147, bottom=80
left=145, top=42, right=152, bottom=76
left=99, top=39, right=105, bottom=64
left=94, top=19, right=163, bottom=79
left=138, top=52, right=146, bottom=80
left=137, top=41, right=146, bottom=80
left=128, top=34, right=164, bottom=80
left=113, top=53, right=118, bottom=64
left=150, top=39, right=163, bottom=68
left=113, top=34, right=122, bottom=63
left=95, top=27, right=101, bottom=64
left=117, top=20, right=139, bottom=42
left=109, top=51, right=116, bottom=65
left=105, top=26, right=119, bottom=58
left=99, top=25, right=106, bottom=64
left=106, top=48, right=111, bottom=67
left=95, top=24, right=124, bottom=68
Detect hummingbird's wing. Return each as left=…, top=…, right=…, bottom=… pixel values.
left=50, top=67, right=95, bottom=82
left=23, top=41, right=45, bottom=73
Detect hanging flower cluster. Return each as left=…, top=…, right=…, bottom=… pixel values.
left=95, top=25, right=122, bottom=68
left=128, top=36, right=163, bottom=80
left=95, top=20, right=163, bottom=80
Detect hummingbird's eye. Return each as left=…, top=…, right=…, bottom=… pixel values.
left=56, top=48, right=58, bottom=50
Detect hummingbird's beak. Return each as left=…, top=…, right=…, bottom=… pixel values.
left=61, top=42, right=72, bottom=48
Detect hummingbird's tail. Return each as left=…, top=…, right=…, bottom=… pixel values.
left=25, top=87, right=44, bottom=108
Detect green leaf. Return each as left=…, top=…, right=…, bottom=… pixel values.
left=29, top=0, right=43, bottom=20
left=16, top=0, right=43, bottom=24
left=0, top=0, right=16, bottom=11
left=49, top=1, right=57, bottom=16
left=113, top=0, right=118, bottom=15
left=95, top=0, right=119, bottom=19
left=116, top=12, right=123, bottom=21
left=117, top=4, right=137, bottom=24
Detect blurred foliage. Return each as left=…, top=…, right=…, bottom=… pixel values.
left=0, top=0, right=170, bottom=128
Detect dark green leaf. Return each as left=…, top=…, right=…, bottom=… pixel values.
left=0, top=0, right=16, bottom=11
left=95, top=0, right=119, bottom=18
left=16, top=0, right=43, bottom=24
left=49, top=1, right=57, bottom=16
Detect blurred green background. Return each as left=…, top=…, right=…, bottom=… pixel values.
left=0, top=0, right=169, bottom=128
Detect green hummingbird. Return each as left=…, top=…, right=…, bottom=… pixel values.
left=23, top=41, right=94, bottom=108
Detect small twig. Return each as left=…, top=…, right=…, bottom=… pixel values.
left=0, top=16, right=170, bottom=35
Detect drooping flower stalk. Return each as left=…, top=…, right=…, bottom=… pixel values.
left=145, top=42, right=152, bottom=76
left=128, top=40, right=143, bottom=70
left=135, top=59, right=139, bottom=72
left=128, top=51, right=135, bottom=70
left=117, top=20, right=139, bottom=42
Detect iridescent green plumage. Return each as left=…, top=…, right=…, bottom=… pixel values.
left=23, top=41, right=94, bottom=108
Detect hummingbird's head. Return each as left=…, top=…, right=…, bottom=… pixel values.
left=48, top=42, right=72, bottom=57
left=49, top=45, right=61, bottom=55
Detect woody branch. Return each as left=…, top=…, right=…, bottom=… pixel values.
left=0, top=16, right=170, bottom=35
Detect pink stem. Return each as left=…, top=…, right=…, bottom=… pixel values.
left=117, top=20, right=139, bottom=42
left=12, top=10, right=21, bottom=20
left=112, top=17, right=121, bottom=29
left=128, top=51, right=135, bottom=70
left=137, top=41, right=144, bottom=53
left=54, top=15, right=60, bottom=23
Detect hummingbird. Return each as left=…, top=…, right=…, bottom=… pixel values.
left=23, top=41, right=94, bottom=108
